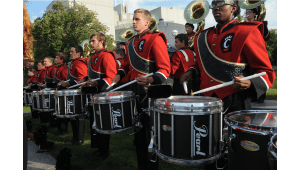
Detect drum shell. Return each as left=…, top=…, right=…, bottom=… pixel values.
left=25, top=92, right=33, bottom=106
left=268, top=134, right=277, bottom=170
left=156, top=111, right=221, bottom=161
left=55, top=90, right=90, bottom=118
left=92, top=100, right=134, bottom=132
left=31, top=91, right=38, bottom=110
left=40, top=90, right=56, bottom=112
left=225, top=110, right=277, bottom=170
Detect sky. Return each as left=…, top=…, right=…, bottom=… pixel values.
left=25, top=0, right=277, bottom=29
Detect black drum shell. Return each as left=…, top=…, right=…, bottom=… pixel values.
left=31, top=94, right=38, bottom=110
left=227, top=127, right=272, bottom=170
left=56, top=94, right=88, bottom=116
left=157, top=112, right=221, bottom=160
left=92, top=101, right=134, bottom=131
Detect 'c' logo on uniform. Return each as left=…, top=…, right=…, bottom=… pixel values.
left=221, top=33, right=235, bottom=53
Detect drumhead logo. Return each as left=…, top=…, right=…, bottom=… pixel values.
left=112, top=107, right=122, bottom=129
left=194, top=121, right=208, bottom=156
left=240, top=140, right=260, bottom=151
left=162, top=125, right=172, bottom=132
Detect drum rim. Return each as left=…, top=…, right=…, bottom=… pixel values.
left=154, top=109, right=222, bottom=115
left=91, top=91, right=135, bottom=103
left=94, top=126, right=134, bottom=134
left=225, top=110, right=277, bottom=135
left=55, top=89, right=82, bottom=96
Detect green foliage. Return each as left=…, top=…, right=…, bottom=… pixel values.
left=266, top=29, right=277, bottom=65
left=31, top=1, right=116, bottom=66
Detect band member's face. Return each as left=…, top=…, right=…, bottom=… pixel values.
left=246, top=9, right=255, bottom=21
left=175, top=38, right=185, bottom=50
left=37, top=63, right=44, bottom=70
left=119, top=45, right=126, bottom=49
left=185, top=25, right=193, bottom=35
left=212, top=2, right=236, bottom=24
left=28, top=71, right=34, bottom=77
left=133, top=13, right=149, bottom=34
left=90, top=36, right=103, bottom=50
left=55, top=55, right=63, bottom=65
left=43, top=58, right=52, bottom=67
left=70, top=47, right=80, bottom=60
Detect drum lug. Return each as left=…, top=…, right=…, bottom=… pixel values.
left=148, top=131, right=156, bottom=153
left=229, top=134, right=236, bottom=153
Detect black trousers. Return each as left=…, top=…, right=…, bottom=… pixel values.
left=31, top=106, right=39, bottom=119
left=134, top=95, right=159, bottom=170
left=71, top=115, right=85, bottom=141
left=56, top=118, right=69, bottom=132
left=88, top=105, right=110, bottom=153
left=39, top=111, right=50, bottom=123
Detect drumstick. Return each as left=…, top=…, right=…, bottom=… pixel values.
left=69, top=78, right=100, bottom=89
left=106, top=82, right=116, bottom=90
left=58, top=79, right=69, bottom=86
left=110, top=73, right=154, bottom=92
left=191, top=72, right=266, bottom=96
left=183, top=81, right=188, bottom=94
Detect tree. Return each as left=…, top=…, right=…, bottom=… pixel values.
left=266, top=29, right=277, bottom=65
left=31, top=1, right=116, bottom=66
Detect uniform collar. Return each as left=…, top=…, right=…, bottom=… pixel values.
left=96, top=48, right=105, bottom=54
left=46, top=64, right=54, bottom=69
left=215, top=20, right=238, bottom=34
left=137, top=29, right=150, bottom=39
left=58, top=63, right=65, bottom=67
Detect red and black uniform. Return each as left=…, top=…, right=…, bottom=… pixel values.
left=262, top=21, right=270, bottom=41
left=117, top=29, right=170, bottom=170
left=88, top=48, right=117, bottom=92
left=44, top=65, right=57, bottom=83
left=87, top=48, right=117, bottom=156
left=36, top=68, right=46, bottom=83
left=187, top=32, right=195, bottom=39
left=189, top=20, right=276, bottom=112
left=67, top=57, right=88, bottom=86
left=54, top=63, right=68, bottom=83
left=170, top=48, right=195, bottom=95
left=27, top=75, right=36, bottom=85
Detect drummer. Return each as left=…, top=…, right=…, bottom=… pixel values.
left=113, top=48, right=131, bottom=90
left=180, top=1, right=276, bottom=169
left=112, top=8, right=170, bottom=170
left=85, top=32, right=117, bottom=161
left=54, top=52, right=69, bottom=135
left=60, top=45, right=88, bottom=145
left=27, top=69, right=38, bottom=119
left=36, top=61, right=46, bottom=87
left=170, top=34, right=195, bottom=95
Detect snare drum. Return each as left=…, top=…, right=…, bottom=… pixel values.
left=268, top=133, right=277, bottom=170
left=225, top=110, right=277, bottom=170
left=25, top=91, right=33, bottom=106
left=153, top=96, right=223, bottom=166
left=90, top=91, right=136, bottom=134
left=39, top=89, right=56, bottom=112
left=23, top=90, right=26, bottom=106
left=31, top=91, right=39, bottom=111
left=55, top=89, right=90, bottom=118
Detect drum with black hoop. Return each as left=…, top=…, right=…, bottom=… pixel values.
left=55, top=89, right=90, bottom=118
left=23, top=90, right=26, bottom=106
left=90, top=91, right=136, bottom=134
left=37, top=90, right=44, bottom=111
left=25, top=90, right=33, bottom=106
left=31, top=91, right=39, bottom=110
left=224, top=110, right=277, bottom=170
left=153, top=96, right=223, bottom=166
left=268, top=133, right=277, bottom=170
left=38, top=89, right=56, bottom=112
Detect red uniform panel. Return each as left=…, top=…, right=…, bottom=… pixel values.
left=171, top=48, right=195, bottom=79
left=45, top=65, right=57, bottom=79
left=27, top=75, right=36, bottom=84
left=192, top=20, right=275, bottom=99
left=117, top=56, right=130, bottom=83
left=119, top=29, right=170, bottom=82
left=55, top=64, right=68, bottom=81
left=187, top=32, right=195, bottom=38
left=70, top=57, right=88, bottom=82
left=90, top=49, right=117, bottom=85
left=36, top=68, right=46, bottom=83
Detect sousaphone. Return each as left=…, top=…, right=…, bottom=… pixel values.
left=184, top=0, right=209, bottom=48
left=149, top=14, right=159, bottom=32
left=239, top=0, right=266, bottom=9
left=118, top=26, right=136, bottom=42
left=80, top=39, right=90, bottom=59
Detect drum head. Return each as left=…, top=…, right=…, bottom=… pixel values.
left=225, top=110, right=277, bottom=129
left=92, top=91, right=135, bottom=104
left=81, top=86, right=98, bottom=94
left=155, top=96, right=223, bottom=115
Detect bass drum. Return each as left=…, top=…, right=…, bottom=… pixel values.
left=225, top=110, right=277, bottom=170
left=153, top=96, right=223, bottom=166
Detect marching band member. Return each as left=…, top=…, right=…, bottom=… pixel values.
left=246, top=5, right=270, bottom=103
left=85, top=32, right=117, bottom=161
left=36, top=61, right=46, bottom=86
left=113, top=48, right=131, bottom=90
left=185, top=23, right=195, bottom=40
left=27, top=69, right=38, bottom=119
left=180, top=2, right=275, bottom=168
left=112, top=9, right=170, bottom=170
left=170, top=34, right=195, bottom=95
left=54, top=52, right=69, bottom=135
left=61, top=45, right=88, bottom=145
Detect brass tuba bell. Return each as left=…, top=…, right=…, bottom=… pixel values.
left=80, top=39, right=90, bottom=59
left=239, top=0, right=266, bottom=9
left=256, top=3, right=266, bottom=21
left=118, top=26, right=136, bottom=42
left=149, top=14, right=159, bottom=32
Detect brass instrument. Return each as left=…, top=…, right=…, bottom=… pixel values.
left=184, top=0, right=209, bottom=48
left=149, top=14, right=159, bottom=32
left=257, top=3, right=266, bottom=21
left=118, top=26, right=135, bottom=42
left=239, top=0, right=266, bottom=9
left=80, top=39, right=90, bottom=59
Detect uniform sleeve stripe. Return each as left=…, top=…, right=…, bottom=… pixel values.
left=103, top=79, right=110, bottom=86
left=119, top=69, right=126, bottom=75
left=260, top=76, right=269, bottom=90
left=117, top=60, right=121, bottom=68
left=155, top=71, right=167, bottom=80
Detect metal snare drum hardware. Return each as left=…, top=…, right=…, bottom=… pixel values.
left=90, top=91, right=137, bottom=134
left=31, top=91, right=39, bottom=111
left=152, top=96, right=223, bottom=166
left=224, top=110, right=277, bottom=170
